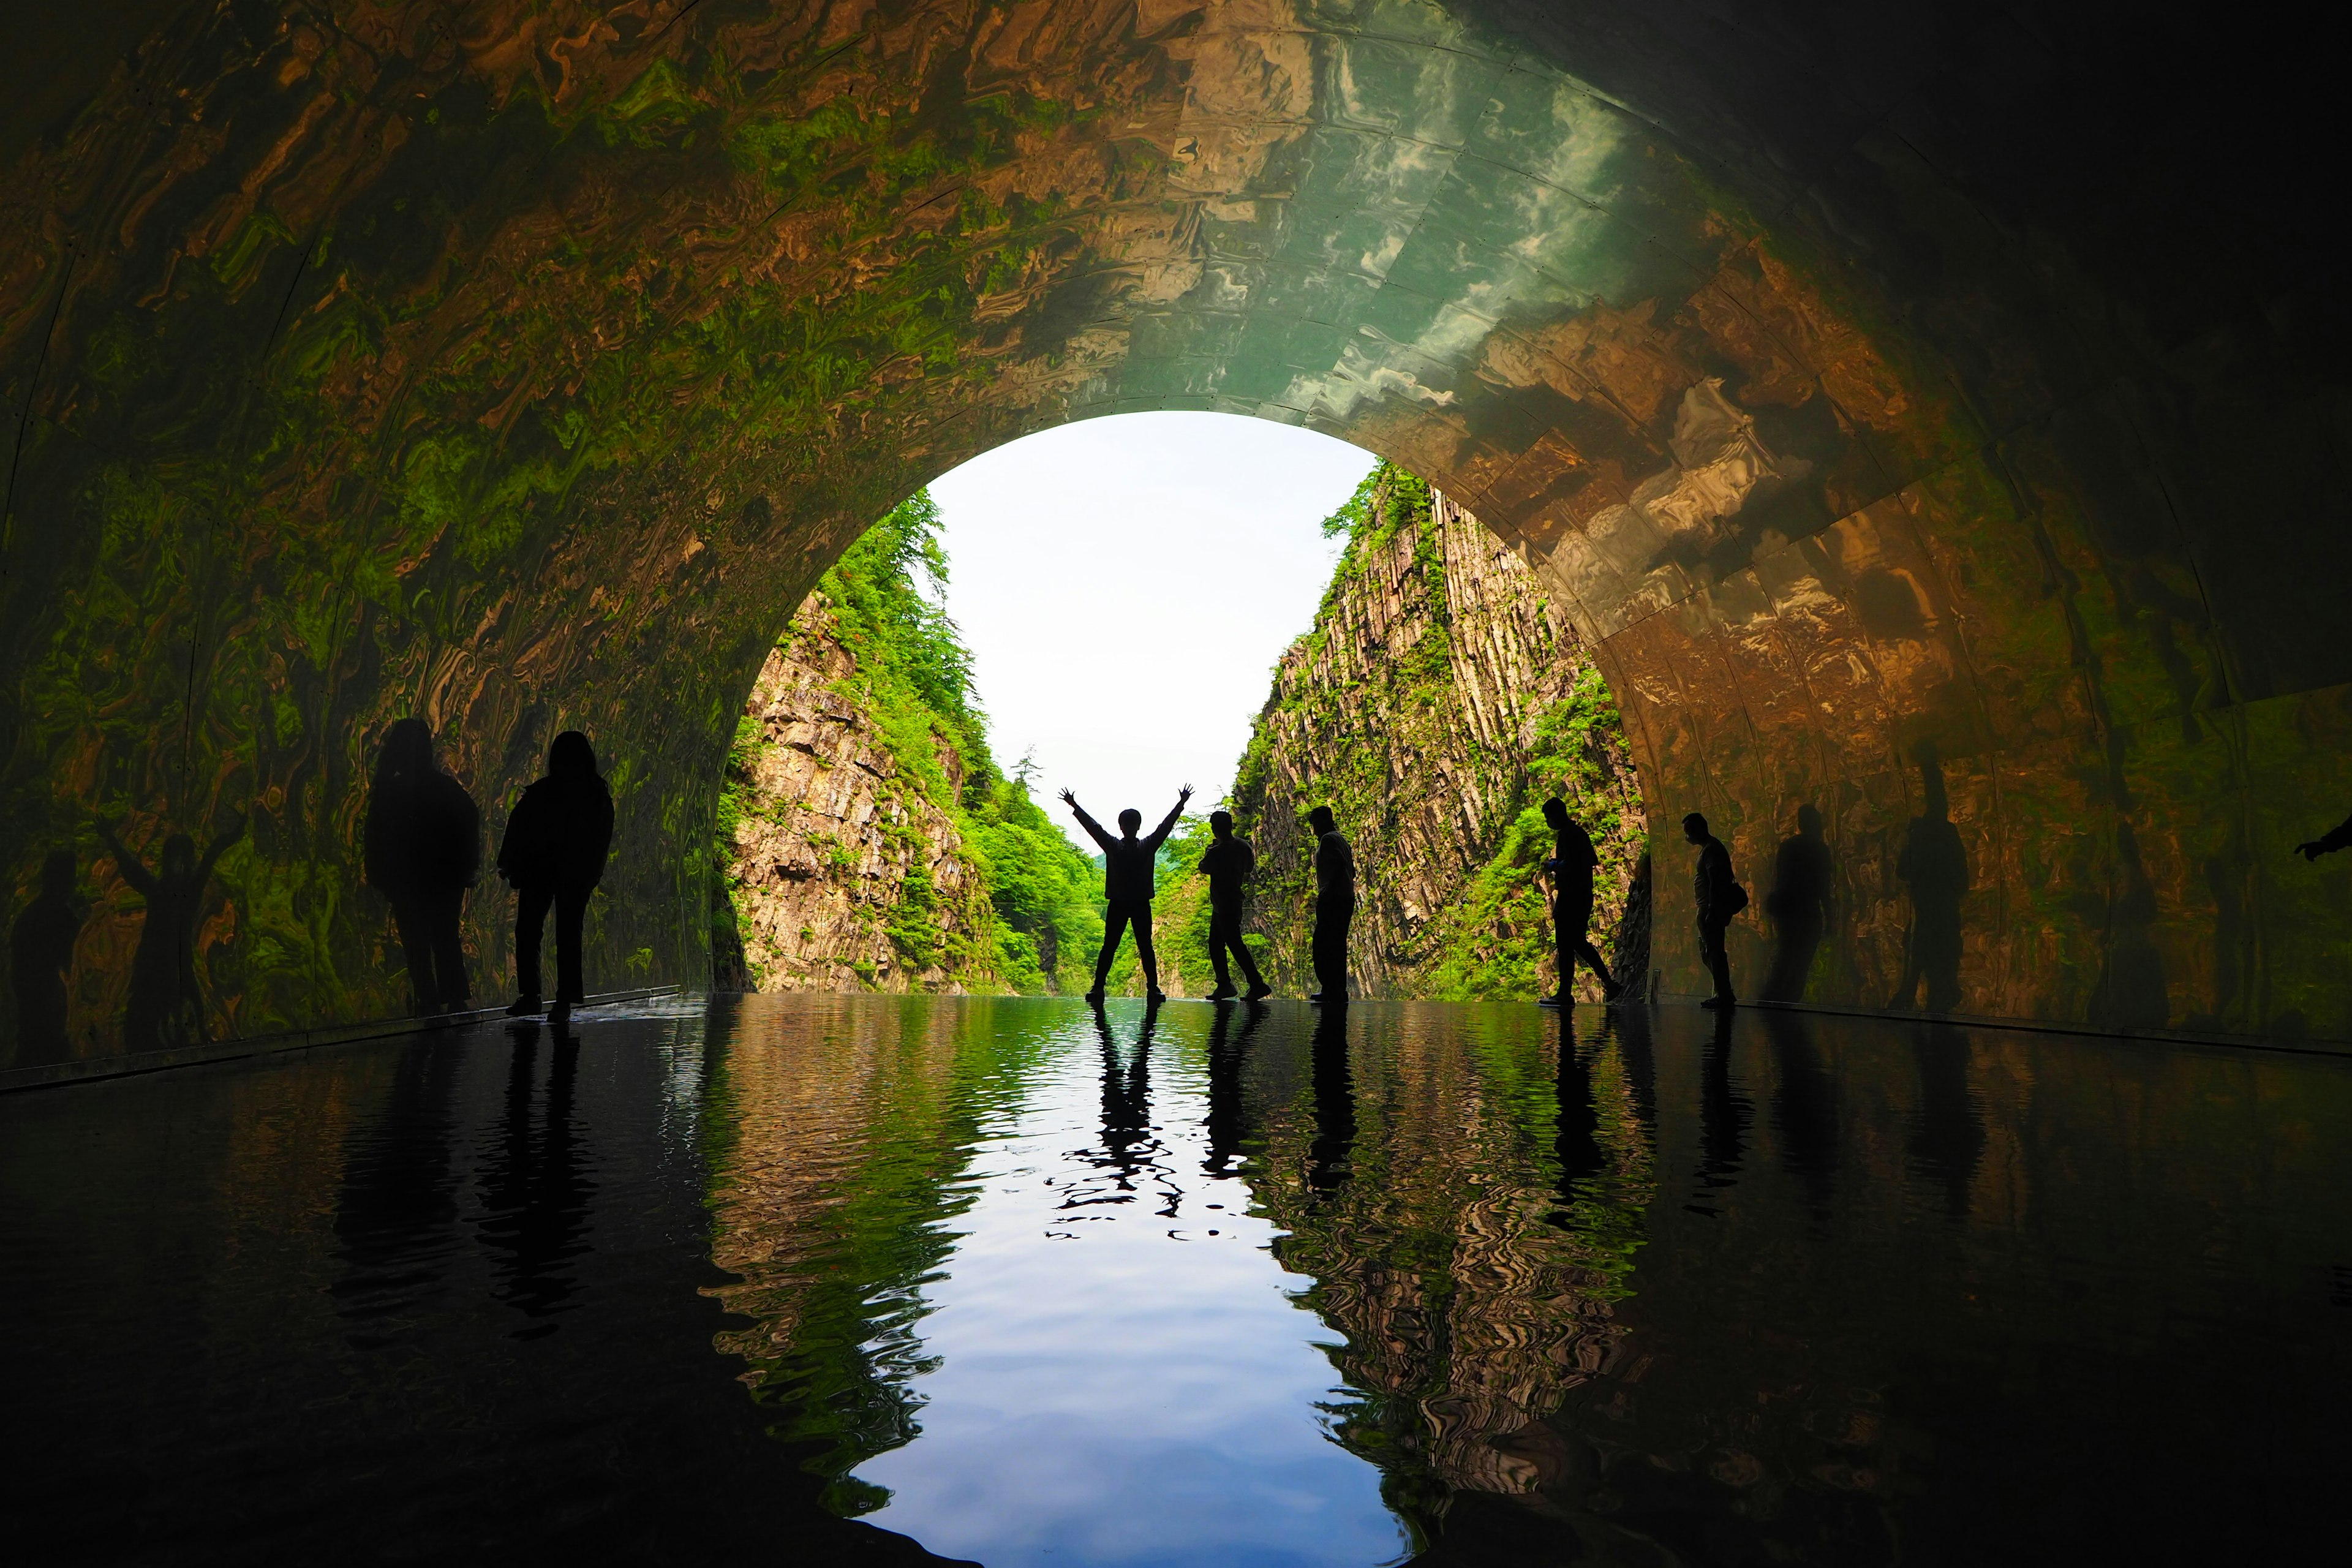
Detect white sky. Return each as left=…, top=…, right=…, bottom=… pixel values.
left=928, top=413, right=1376, bottom=852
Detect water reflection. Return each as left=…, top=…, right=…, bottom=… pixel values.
left=5, top=997, right=2350, bottom=1566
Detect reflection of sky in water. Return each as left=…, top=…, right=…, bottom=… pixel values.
left=856, top=1008, right=1403, bottom=1568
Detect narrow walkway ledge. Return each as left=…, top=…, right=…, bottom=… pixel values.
left=0, top=986, right=687, bottom=1095
left=1659, top=991, right=2352, bottom=1060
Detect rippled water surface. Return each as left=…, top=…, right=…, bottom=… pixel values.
left=5, top=995, right=2349, bottom=1566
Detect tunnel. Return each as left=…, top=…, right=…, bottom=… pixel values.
left=4, top=0, right=2348, bottom=1068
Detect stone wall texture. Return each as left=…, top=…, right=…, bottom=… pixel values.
left=3, top=0, right=2346, bottom=1065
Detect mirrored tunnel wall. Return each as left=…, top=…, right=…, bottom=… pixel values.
left=4, top=0, right=2346, bottom=1065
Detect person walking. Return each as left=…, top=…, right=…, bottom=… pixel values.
left=1307, top=804, right=1355, bottom=1004
left=1198, top=809, right=1272, bottom=1002
left=1063, top=783, right=1191, bottom=1002
left=364, top=718, right=481, bottom=1014
left=1537, top=796, right=1619, bottom=1007
left=1683, top=811, right=1745, bottom=1009
left=499, top=731, right=615, bottom=1025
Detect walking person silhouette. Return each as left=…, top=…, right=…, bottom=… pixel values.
left=1307, top=805, right=1354, bottom=1004
left=1537, top=796, right=1619, bottom=1007
left=364, top=718, right=481, bottom=1015
left=1683, top=812, right=1745, bottom=1009
left=498, top=731, right=614, bottom=1025
left=1063, top=783, right=1190, bottom=1002
left=1199, top=809, right=1272, bottom=1001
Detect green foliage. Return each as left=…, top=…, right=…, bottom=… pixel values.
left=720, top=489, right=1102, bottom=993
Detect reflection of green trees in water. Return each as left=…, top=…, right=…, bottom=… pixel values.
left=698, top=998, right=1061, bottom=1514
left=696, top=998, right=1656, bottom=1537
left=1244, top=1012, right=1655, bottom=1545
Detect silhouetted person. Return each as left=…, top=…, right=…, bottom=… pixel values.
left=1307, top=804, right=1354, bottom=1004
left=1307, top=1000, right=1355, bottom=1196
left=499, top=731, right=614, bottom=1025
left=1890, top=743, right=1967, bottom=1014
left=1537, top=796, right=1619, bottom=1007
left=1199, top=809, right=1270, bottom=1001
left=1762, top=805, right=1832, bottom=1003
left=10, top=850, right=83, bottom=1068
left=95, top=814, right=241, bottom=1055
left=1063, top=785, right=1189, bottom=1001
left=2296, top=811, right=2351, bottom=861
left=364, top=718, right=481, bottom=1015
left=1683, top=812, right=1743, bottom=1009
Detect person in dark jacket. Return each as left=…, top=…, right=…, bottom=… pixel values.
left=1684, top=811, right=1742, bottom=1009
left=1198, top=809, right=1272, bottom=1002
left=1762, top=804, right=1832, bottom=1003
left=1537, top=796, right=1619, bottom=1007
left=1063, top=784, right=1191, bottom=1002
left=1308, top=805, right=1355, bottom=1005
left=499, top=731, right=614, bottom=1024
left=364, top=718, right=481, bottom=1014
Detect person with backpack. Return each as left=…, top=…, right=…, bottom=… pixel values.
left=498, top=731, right=614, bottom=1024
left=1683, top=811, right=1746, bottom=1009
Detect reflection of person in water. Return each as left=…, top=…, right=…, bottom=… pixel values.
left=1537, top=796, right=1619, bottom=1008
left=364, top=719, right=481, bottom=1015
left=1202, top=995, right=1266, bottom=1178
left=1308, top=1001, right=1355, bottom=1196
left=1890, top=744, right=1968, bottom=1014
left=10, top=850, right=85, bottom=1067
left=2296, top=811, right=2352, bottom=861
left=94, top=814, right=242, bottom=1055
left=1762, top=805, right=1832, bottom=1003
left=499, top=731, right=615, bottom=1026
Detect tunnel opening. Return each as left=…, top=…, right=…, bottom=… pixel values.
left=3, top=1, right=2348, bottom=1077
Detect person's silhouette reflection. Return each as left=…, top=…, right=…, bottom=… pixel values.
left=1688, top=1009, right=1747, bottom=1215
left=10, top=850, right=83, bottom=1068
left=1553, top=1016, right=1604, bottom=1190
left=1608, top=1004, right=1658, bottom=1142
left=499, top=731, right=614, bottom=1025
left=1910, top=1023, right=1983, bottom=1220
left=2297, top=810, right=2352, bottom=861
left=364, top=719, right=481, bottom=1015
left=1064, top=785, right=1190, bottom=1002
left=1308, top=1001, right=1355, bottom=1196
left=1537, top=797, right=1619, bottom=1007
left=94, top=814, right=241, bottom=1055
left=332, top=1035, right=462, bottom=1340
left=1890, top=743, right=1967, bottom=1014
left=1198, top=810, right=1271, bottom=1001
left=478, top=1028, right=592, bottom=1336
left=1762, top=805, right=1831, bottom=1003
left=1307, top=805, right=1355, bottom=1004
left=1204, top=998, right=1266, bottom=1177
left=1763, top=1009, right=1836, bottom=1219
left=1091, top=997, right=1160, bottom=1194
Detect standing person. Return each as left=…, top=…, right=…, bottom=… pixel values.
left=1537, top=796, right=1619, bottom=1007
left=1683, top=811, right=1745, bottom=1010
left=499, top=731, right=615, bottom=1025
left=364, top=718, right=481, bottom=1014
left=94, top=814, right=243, bottom=1054
left=1307, top=804, right=1355, bottom=1005
left=1199, top=809, right=1272, bottom=1002
left=1762, top=804, right=1832, bottom=1003
left=1062, top=783, right=1191, bottom=1003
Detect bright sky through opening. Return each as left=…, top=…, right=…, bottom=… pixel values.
left=930, top=413, right=1376, bottom=854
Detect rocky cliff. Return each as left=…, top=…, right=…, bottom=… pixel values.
left=1229, top=469, right=1648, bottom=1001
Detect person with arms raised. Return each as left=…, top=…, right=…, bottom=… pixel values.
left=1063, top=783, right=1191, bottom=1003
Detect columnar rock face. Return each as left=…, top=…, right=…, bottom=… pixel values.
left=723, top=602, right=991, bottom=993
left=1233, top=476, right=1647, bottom=999
left=2, top=1, right=2346, bottom=1065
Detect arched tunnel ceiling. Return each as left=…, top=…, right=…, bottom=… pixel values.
left=2, top=0, right=2346, bottom=1060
